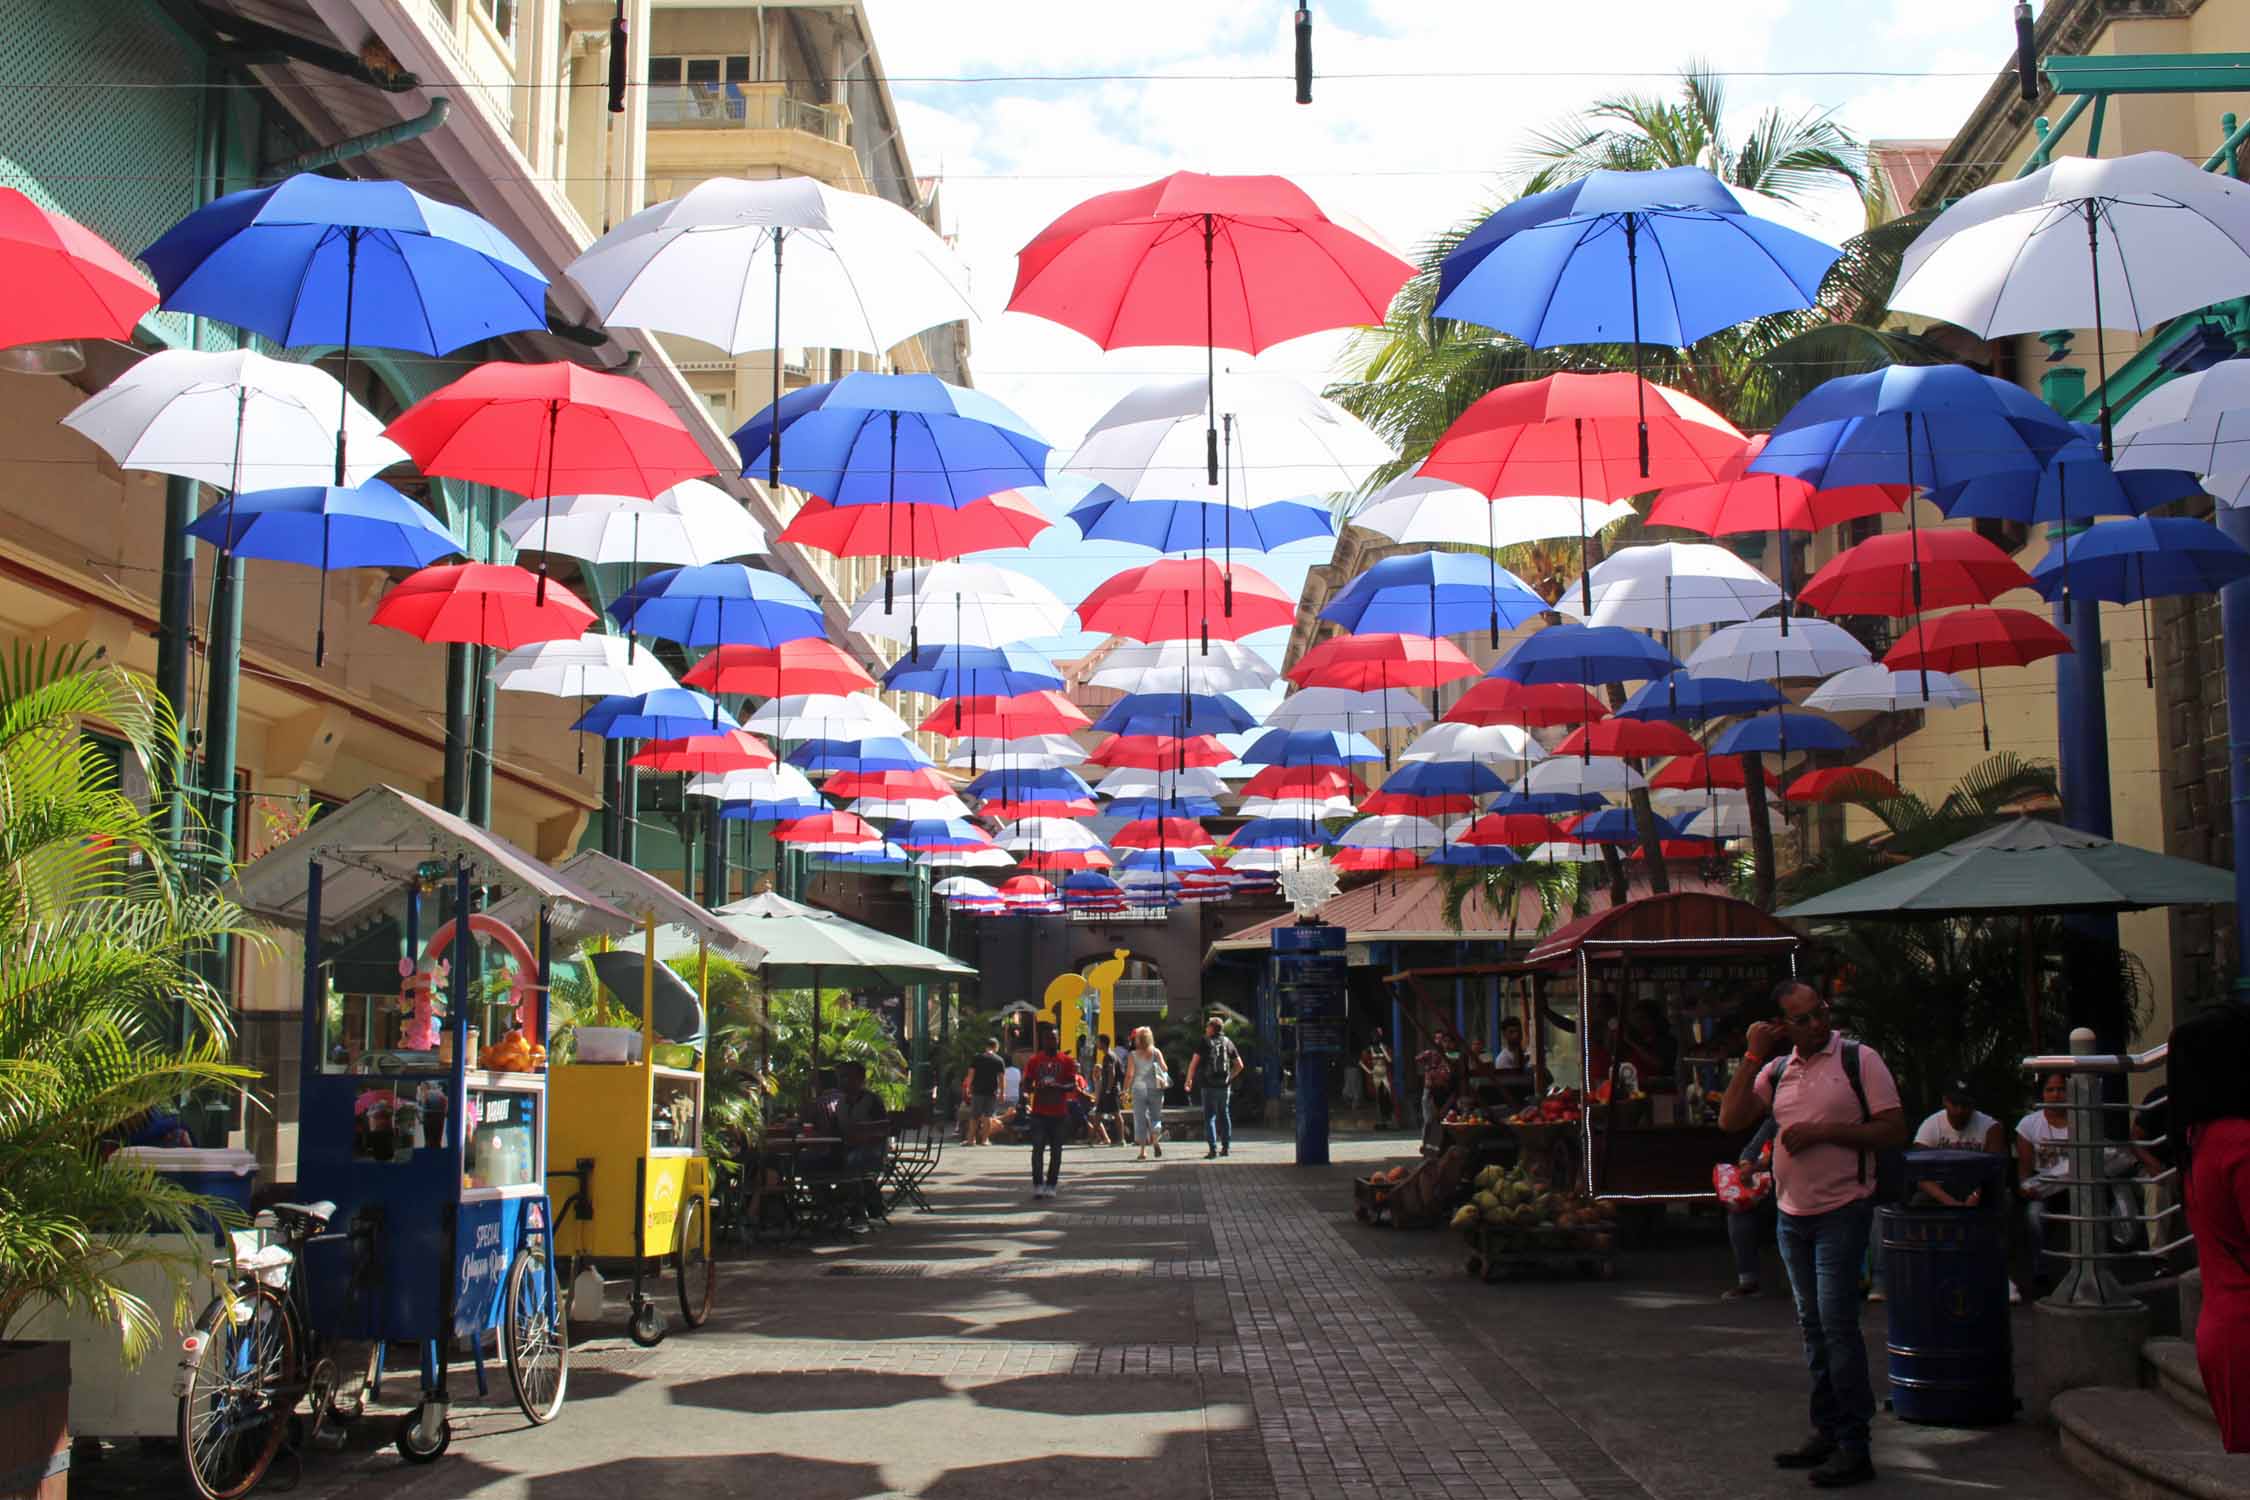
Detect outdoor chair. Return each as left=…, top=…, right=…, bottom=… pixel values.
left=884, top=1107, right=943, bottom=1213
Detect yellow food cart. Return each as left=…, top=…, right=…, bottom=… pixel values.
left=491, top=851, right=762, bottom=1348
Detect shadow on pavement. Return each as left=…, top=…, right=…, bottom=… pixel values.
left=667, top=1367, right=952, bottom=1415
left=525, top=1451, right=890, bottom=1500
left=917, top=1429, right=1212, bottom=1500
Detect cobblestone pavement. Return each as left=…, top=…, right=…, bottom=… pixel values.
left=76, top=1130, right=2104, bottom=1499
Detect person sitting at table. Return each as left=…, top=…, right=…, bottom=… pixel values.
left=833, top=1061, right=890, bottom=1218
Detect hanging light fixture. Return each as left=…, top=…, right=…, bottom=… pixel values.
left=0, top=339, right=86, bottom=376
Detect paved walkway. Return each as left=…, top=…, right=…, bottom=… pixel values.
left=80, top=1130, right=2107, bottom=1499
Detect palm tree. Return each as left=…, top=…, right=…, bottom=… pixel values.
left=1438, top=857, right=1583, bottom=949
left=1328, top=62, right=1954, bottom=911
left=0, top=643, right=262, bottom=1361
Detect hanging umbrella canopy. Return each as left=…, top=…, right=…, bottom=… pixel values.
left=687, top=764, right=819, bottom=805
left=957, top=734, right=1094, bottom=770
left=882, top=643, right=1065, bottom=698
left=1289, top=632, right=1480, bottom=691
left=1111, top=817, right=1213, bottom=850
left=1093, top=766, right=1229, bottom=798
left=59, top=348, right=407, bottom=491
left=1239, top=728, right=1385, bottom=766
left=934, top=877, right=1001, bottom=899
left=849, top=561, right=1074, bottom=650
left=714, top=890, right=974, bottom=986
left=1116, top=846, right=1217, bottom=875
left=1085, top=734, right=1233, bottom=771
left=1066, top=490, right=1333, bottom=555
left=1933, top=421, right=2201, bottom=524
left=1457, top=811, right=1563, bottom=847
left=1079, top=557, right=1295, bottom=642
left=821, top=765, right=948, bottom=799
left=927, top=689, right=1091, bottom=739
left=1554, top=541, right=1784, bottom=632
left=1751, top=364, right=2074, bottom=494
left=1797, top=528, right=2034, bottom=616
left=1399, top=721, right=1543, bottom=766
left=685, top=639, right=875, bottom=699
left=495, top=636, right=679, bottom=699
left=574, top=688, right=742, bottom=740
left=1562, top=807, right=1647, bottom=844
left=1375, top=759, right=1506, bottom=799
left=1552, top=718, right=1704, bottom=760
left=1648, top=753, right=1778, bottom=793
left=1805, top=663, right=1979, bottom=713
left=1089, top=639, right=1277, bottom=694
left=1317, top=550, right=1547, bottom=638
left=1226, top=816, right=1334, bottom=850
left=499, top=479, right=768, bottom=566
left=1239, top=763, right=1366, bottom=800
left=1883, top=608, right=2073, bottom=673
left=1708, top=709, right=1857, bottom=756
left=776, top=811, right=880, bottom=845
left=782, top=490, right=1051, bottom=560
left=1059, top=369, right=1392, bottom=508
left=1443, top=677, right=1608, bottom=729
left=1786, top=767, right=1902, bottom=804
left=1522, top=755, right=1645, bottom=796
left=1094, top=691, right=1261, bottom=737
left=1613, top=672, right=1785, bottom=723
left=628, top=729, right=775, bottom=774
left=0, top=187, right=156, bottom=344
left=1686, top=618, right=1873, bottom=682
left=1779, top=817, right=2236, bottom=918
left=730, top=371, right=1048, bottom=508
left=2029, top=516, right=2250, bottom=602
left=1419, top=371, right=1746, bottom=501
left=1489, top=623, right=1681, bottom=685
left=1350, top=473, right=1639, bottom=550
left=1263, top=687, right=1430, bottom=734
left=183, top=480, right=462, bottom=568
left=845, top=792, right=971, bottom=821
left=2113, top=356, right=2250, bottom=478
left=388, top=358, right=716, bottom=498
left=372, top=562, right=593, bottom=649
left=610, top=563, right=827, bottom=649
left=887, top=818, right=998, bottom=853
left=996, top=817, right=1110, bottom=853
left=1647, top=433, right=1905, bottom=535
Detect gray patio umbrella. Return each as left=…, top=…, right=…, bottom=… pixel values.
left=588, top=950, right=706, bottom=1046
left=1777, top=817, right=2234, bottom=1038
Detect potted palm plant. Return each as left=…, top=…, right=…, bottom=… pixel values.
left=0, top=644, right=261, bottom=1489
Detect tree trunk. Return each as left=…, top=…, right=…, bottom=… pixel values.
left=1743, top=749, right=1777, bottom=910
left=1601, top=680, right=1670, bottom=895
left=1599, top=843, right=1630, bottom=907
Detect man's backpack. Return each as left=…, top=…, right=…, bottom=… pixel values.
left=1762, top=1041, right=1907, bottom=1205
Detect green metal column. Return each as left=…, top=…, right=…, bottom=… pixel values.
left=442, top=643, right=471, bottom=817
left=469, top=644, right=493, bottom=827
left=910, top=861, right=930, bottom=1101
left=700, top=796, right=726, bottom=906
left=619, top=762, right=639, bottom=864
left=197, top=555, right=242, bottom=881
left=155, top=475, right=197, bottom=842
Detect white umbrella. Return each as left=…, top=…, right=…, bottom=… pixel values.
left=1351, top=473, right=1638, bottom=550
left=1649, top=786, right=1748, bottom=812
left=498, top=479, right=767, bottom=565
left=1060, top=370, right=1391, bottom=508
left=1805, top=664, right=1979, bottom=713
left=61, top=347, right=404, bottom=491
left=1264, top=687, right=1430, bottom=732
left=933, top=877, right=1001, bottom=899
left=848, top=562, right=1073, bottom=651
left=996, top=818, right=1109, bottom=852
left=920, top=847, right=1016, bottom=870
left=1682, top=803, right=1757, bottom=839
left=746, top=693, right=910, bottom=738
left=1523, top=840, right=1611, bottom=864
left=1686, top=618, right=1872, bottom=682
left=1522, top=757, right=1645, bottom=796
left=1094, top=766, right=1228, bottom=798
left=1088, top=639, right=1278, bottom=694
left=1224, top=847, right=1324, bottom=874
left=1338, top=814, right=1445, bottom=852
left=686, top=764, right=820, bottom=803
left=1889, top=152, right=2250, bottom=451
left=1553, top=541, right=1783, bottom=632
left=947, top=735, right=1087, bottom=769
left=1400, top=721, right=1545, bottom=766
left=2112, top=357, right=2250, bottom=480
left=847, top=795, right=972, bottom=820
left=1237, top=794, right=1358, bottom=820
left=493, top=636, right=678, bottom=698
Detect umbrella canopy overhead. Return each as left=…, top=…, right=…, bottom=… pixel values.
left=1351, top=473, right=1638, bottom=549
left=372, top=562, right=594, bottom=649
left=494, top=636, right=679, bottom=699
left=499, top=479, right=768, bottom=566
left=729, top=371, right=1049, bottom=508
left=387, top=358, right=716, bottom=499
left=714, top=890, right=975, bottom=984
left=1777, top=817, right=2236, bottom=918
left=1059, top=370, right=1392, bottom=508
left=0, top=186, right=157, bottom=345
left=1554, top=540, right=1784, bottom=631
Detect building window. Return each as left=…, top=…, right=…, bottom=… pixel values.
left=472, top=0, right=515, bottom=39
left=700, top=390, right=732, bottom=427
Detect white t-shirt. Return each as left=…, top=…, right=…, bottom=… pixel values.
left=2017, top=1110, right=2071, bottom=1197
left=1003, top=1065, right=1023, bottom=1105
left=1915, top=1108, right=2000, bottom=1151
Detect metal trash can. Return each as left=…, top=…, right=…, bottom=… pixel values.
left=1883, top=1148, right=2015, bottom=1426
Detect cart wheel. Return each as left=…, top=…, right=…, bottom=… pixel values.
left=178, top=1284, right=295, bottom=1500
left=394, top=1408, right=450, bottom=1464
left=502, top=1241, right=569, bottom=1425
left=628, top=1300, right=667, bottom=1347
left=676, top=1196, right=715, bottom=1329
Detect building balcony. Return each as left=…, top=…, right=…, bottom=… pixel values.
left=645, top=82, right=860, bottom=185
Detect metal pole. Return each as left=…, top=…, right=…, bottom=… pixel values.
left=2049, top=1027, right=2130, bottom=1308
left=156, top=474, right=197, bottom=849
left=469, top=645, right=494, bottom=828
left=443, top=644, right=472, bottom=818
left=198, top=554, right=242, bottom=1004
left=2219, top=502, right=2250, bottom=987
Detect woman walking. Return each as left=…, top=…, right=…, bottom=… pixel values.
left=2169, top=1004, right=2250, bottom=1450
left=1126, top=1025, right=1169, bottom=1160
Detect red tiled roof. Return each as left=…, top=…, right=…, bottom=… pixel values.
left=1870, top=139, right=1951, bottom=216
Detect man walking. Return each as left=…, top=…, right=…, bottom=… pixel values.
left=1184, top=1016, right=1244, bottom=1159
left=1719, top=980, right=1904, bottom=1489
left=967, top=1038, right=1007, bottom=1146
left=1021, top=1023, right=1085, bottom=1199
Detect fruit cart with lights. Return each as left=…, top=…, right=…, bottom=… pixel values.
left=225, top=786, right=628, bottom=1471
left=489, top=851, right=761, bottom=1348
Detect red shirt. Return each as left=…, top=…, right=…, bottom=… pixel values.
left=1023, top=1051, right=1082, bottom=1118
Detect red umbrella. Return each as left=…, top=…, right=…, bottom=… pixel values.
left=1797, top=529, right=2032, bottom=617
left=1361, top=790, right=1476, bottom=818
left=386, top=361, right=716, bottom=599
left=821, top=767, right=954, bottom=800
left=1239, top=764, right=1366, bottom=800
left=1085, top=734, right=1232, bottom=770
left=1333, top=846, right=1419, bottom=873
left=0, top=189, right=157, bottom=347
left=1288, top=633, right=1479, bottom=691
left=629, top=729, right=775, bottom=774
left=1009, top=172, right=1412, bottom=484
left=1884, top=606, right=2073, bottom=750
left=1457, top=811, right=1562, bottom=847
left=778, top=490, right=1051, bottom=560
left=1785, top=767, right=1902, bottom=804
left=1443, top=677, right=1607, bottom=729
left=1647, top=434, right=1906, bottom=628
left=1112, top=817, right=1212, bottom=850
left=918, top=690, right=1090, bottom=739
left=1016, top=847, right=1112, bottom=872
left=1628, top=839, right=1721, bottom=862
left=1552, top=719, right=1704, bottom=760
left=1647, top=753, right=1778, bottom=793
left=774, top=811, right=879, bottom=844
left=1079, top=557, right=1295, bottom=645
left=682, top=639, right=873, bottom=697
left=371, top=562, right=594, bottom=649
left=1419, top=372, right=1746, bottom=613
left=999, top=875, right=1058, bottom=900
left=981, top=797, right=1099, bottom=822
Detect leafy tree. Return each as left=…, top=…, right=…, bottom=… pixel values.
left=0, top=643, right=263, bottom=1360
left=1437, top=857, right=1584, bottom=947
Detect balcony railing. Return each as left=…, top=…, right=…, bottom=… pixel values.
left=646, top=83, right=847, bottom=144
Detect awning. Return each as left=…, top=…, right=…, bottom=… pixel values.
left=485, top=849, right=762, bottom=963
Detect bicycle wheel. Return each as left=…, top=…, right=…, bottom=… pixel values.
left=177, top=1285, right=296, bottom=1500
left=675, top=1195, right=715, bottom=1328
left=501, top=1238, right=569, bottom=1424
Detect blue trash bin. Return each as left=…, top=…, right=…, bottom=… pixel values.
left=108, top=1145, right=257, bottom=1243
left=1883, top=1148, right=2015, bottom=1426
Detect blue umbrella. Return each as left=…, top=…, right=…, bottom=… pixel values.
left=1066, top=489, right=1334, bottom=554
left=1491, top=787, right=1604, bottom=816
left=817, top=845, right=910, bottom=867
left=184, top=480, right=464, bottom=664
left=1568, top=807, right=1645, bottom=843
left=2031, top=516, right=2250, bottom=685
left=1438, top=166, right=1843, bottom=476
left=879, top=643, right=1064, bottom=698
left=1117, top=847, right=1215, bottom=874
left=1489, top=623, right=1680, bottom=685
left=718, top=796, right=829, bottom=823
left=1427, top=843, right=1524, bottom=868
left=1708, top=710, right=1856, bottom=757
left=1103, top=795, right=1224, bottom=819
left=1092, top=691, right=1259, bottom=736
left=1231, top=816, right=1335, bottom=849
left=142, top=173, right=547, bottom=488
left=573, top=689, right=741, bottom=740
left=1318, top=550, right=1547, bottom=639
left=1238, top=729, right=1386, bottom=766
left=1613, top=671, right=1784, bottom=723
left=788, top=736, right=935, bottom=774
left=885, top=818, right=993, bottom=851
left=730, top=372, right=1049, bottom=603
left=966, top=766, right=1095, bottom=802
left=1377, top=760, right=1507, bottom=798
left=609, top=563, right=826, bottom=650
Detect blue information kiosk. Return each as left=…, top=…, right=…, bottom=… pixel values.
left=1271, top=923, right=1347, bottom=1166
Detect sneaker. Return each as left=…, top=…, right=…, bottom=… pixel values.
left=1046, top=1182, right=1061, bottom=1197
left=1773, top=1435, right=1836, bottom=1470
left=1220, top=1146, right=1230, bottom=1157
left=1206, top=1148, right=1219, bottom=1159
left=1807, top=1450, right=1876, bottom=1489
left=1030, top=1185, right=1049, bottom=1200
left=1721, top=1283, right=1759, bottom=1301
left=1153, top=1142, right=1163, bottom=1157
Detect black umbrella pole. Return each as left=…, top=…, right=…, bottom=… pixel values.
left=335, top=231, right=358, bottom=489
left=1626, top=216, right=1648, bottom=478
left=1204, top=214, right=1219, bottom=486
left=770, top=228, right=785, bottom=487
left=315, top=520, right=330, bottom=668
left=2085, top=203, right=2114, bottom=463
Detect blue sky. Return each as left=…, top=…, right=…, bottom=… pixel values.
left=859, top=0, right=2018, bottom=662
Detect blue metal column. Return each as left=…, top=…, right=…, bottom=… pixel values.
left=2220, top=504, right=2250, bottom=980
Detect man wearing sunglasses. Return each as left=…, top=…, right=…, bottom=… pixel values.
left=1719, top=979, right=1905, bottom=1490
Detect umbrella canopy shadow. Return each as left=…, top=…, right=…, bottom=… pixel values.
left=668, top=1366, right=952, bottom=1415
left=917, top=1430, right=1218, bottom=1500
left=527, top=1453, right=890, bottom=1500
left=965, top=1370, right=1220, bottom=1417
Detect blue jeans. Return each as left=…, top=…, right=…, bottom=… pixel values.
left=1027, top=1113, right=1065, bottom=1187
left=1202, top=1085, right=1233, bottom=1151
left=1777, top=1199, right=1877, bottom=1454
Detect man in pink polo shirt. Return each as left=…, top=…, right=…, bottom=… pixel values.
left=1720, top=979, right=1905, bottom=1490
